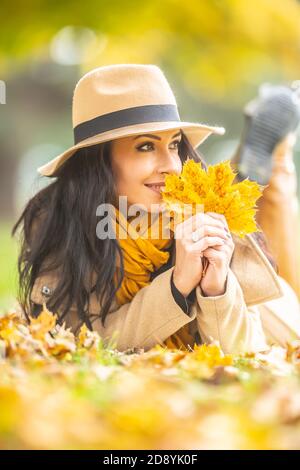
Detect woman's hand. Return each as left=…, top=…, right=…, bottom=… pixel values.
left=173, top=212, right=229, bottom=297
left=199, top=212, right=235, bottom=297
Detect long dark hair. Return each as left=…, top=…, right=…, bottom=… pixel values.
left=12, top=131, right=206, bottom=329
left=12, top=130, right=277, bottom=331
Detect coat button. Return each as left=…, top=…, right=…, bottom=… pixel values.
left=41, top=285, right=52, bottom=297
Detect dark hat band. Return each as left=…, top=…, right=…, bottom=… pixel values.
left=73, top=104, right=181, bottom=144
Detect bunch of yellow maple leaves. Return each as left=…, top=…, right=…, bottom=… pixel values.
left=162, top=158, right=264, bottom=237
left=0, top=304, right=300, bottom=450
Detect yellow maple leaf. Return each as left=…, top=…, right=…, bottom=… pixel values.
left=192, top=343, right=233, bottom=367
left=162, top=158, right=265, bottom=238
left=77, top=322, right=100, bottom=351
left=29, top=303, right=57, bottom=340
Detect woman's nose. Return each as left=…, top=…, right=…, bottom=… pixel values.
left=156, top=150, right=181, bottom=175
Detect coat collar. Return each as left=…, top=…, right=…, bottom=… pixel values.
left=230, top=234, right=284, bottom=306
left=171, top=233, right=284, bottom=306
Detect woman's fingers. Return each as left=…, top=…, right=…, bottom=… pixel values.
left=191, top=236, right=226, bottom=252
left=189, top=224, right=229, bottom=242
left=186, top=212, right=225, bottom=231
left=175, top=212, right=226, bottom=239
left=205, top=212, right=230, bottom=232
left=202, top=247, right=227, bottom=262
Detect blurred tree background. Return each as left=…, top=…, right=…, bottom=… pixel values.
left=0, top=0, right=300, bottom=308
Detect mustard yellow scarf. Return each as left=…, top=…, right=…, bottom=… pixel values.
left=112, top=207, right=196, bottom=351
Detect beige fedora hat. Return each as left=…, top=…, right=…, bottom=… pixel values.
left=38, top=64, right=225, bottom=177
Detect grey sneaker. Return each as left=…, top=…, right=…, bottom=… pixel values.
left=234, top=83, right=300, bottom=184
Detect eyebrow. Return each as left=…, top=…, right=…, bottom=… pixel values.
left=133, top=131, right=181, bottom=141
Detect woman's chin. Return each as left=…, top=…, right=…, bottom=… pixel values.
left=126, top=190, right=165, bottom=213
left=130, top=202, right=165, bottom=214
left=146, top=197, right=166, bottom=213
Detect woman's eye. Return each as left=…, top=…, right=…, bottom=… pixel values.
left=137, top=142, right=154, bottom=152
left=171, top=140, right=181, bottom=149
left=137, top=140, right=181, bottom=152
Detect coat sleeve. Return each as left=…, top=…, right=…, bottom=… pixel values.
left=69, top=266, right=198, bottom=352
left=256, top=276, right=300, bottom=347
left=194, top=268, right=270, bottom=354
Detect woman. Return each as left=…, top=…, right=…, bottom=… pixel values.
left=12, top=64, right=300, bottom=354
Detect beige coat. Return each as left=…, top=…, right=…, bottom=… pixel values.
left=29, top=232, right=300, bottom=354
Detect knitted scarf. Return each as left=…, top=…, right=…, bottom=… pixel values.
left=112, top=207, right=197, bottom=350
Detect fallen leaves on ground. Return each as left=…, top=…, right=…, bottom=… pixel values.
left=0, top=304, right=300, bottom=450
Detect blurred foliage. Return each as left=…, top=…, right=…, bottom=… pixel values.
left=0, top=0, right=300, bottom=102
left=1, top=305, right=300, bottom=449
left=0, top=222, right=17, bottom=310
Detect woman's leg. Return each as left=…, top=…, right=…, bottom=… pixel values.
left=255, top=133, right=300, bottom=299
left=232, top=132, right=300, bottom=298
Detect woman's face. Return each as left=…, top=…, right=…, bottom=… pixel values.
left=110, top=128, right=182, bottom=212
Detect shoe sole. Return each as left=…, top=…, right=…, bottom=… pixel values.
left=237, top=90, right=300, bottom=184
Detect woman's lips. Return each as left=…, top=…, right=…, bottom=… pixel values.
left=144, top=184, right=165, bottom=194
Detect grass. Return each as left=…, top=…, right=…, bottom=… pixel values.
left=0, top=220, right=18, bottom=310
